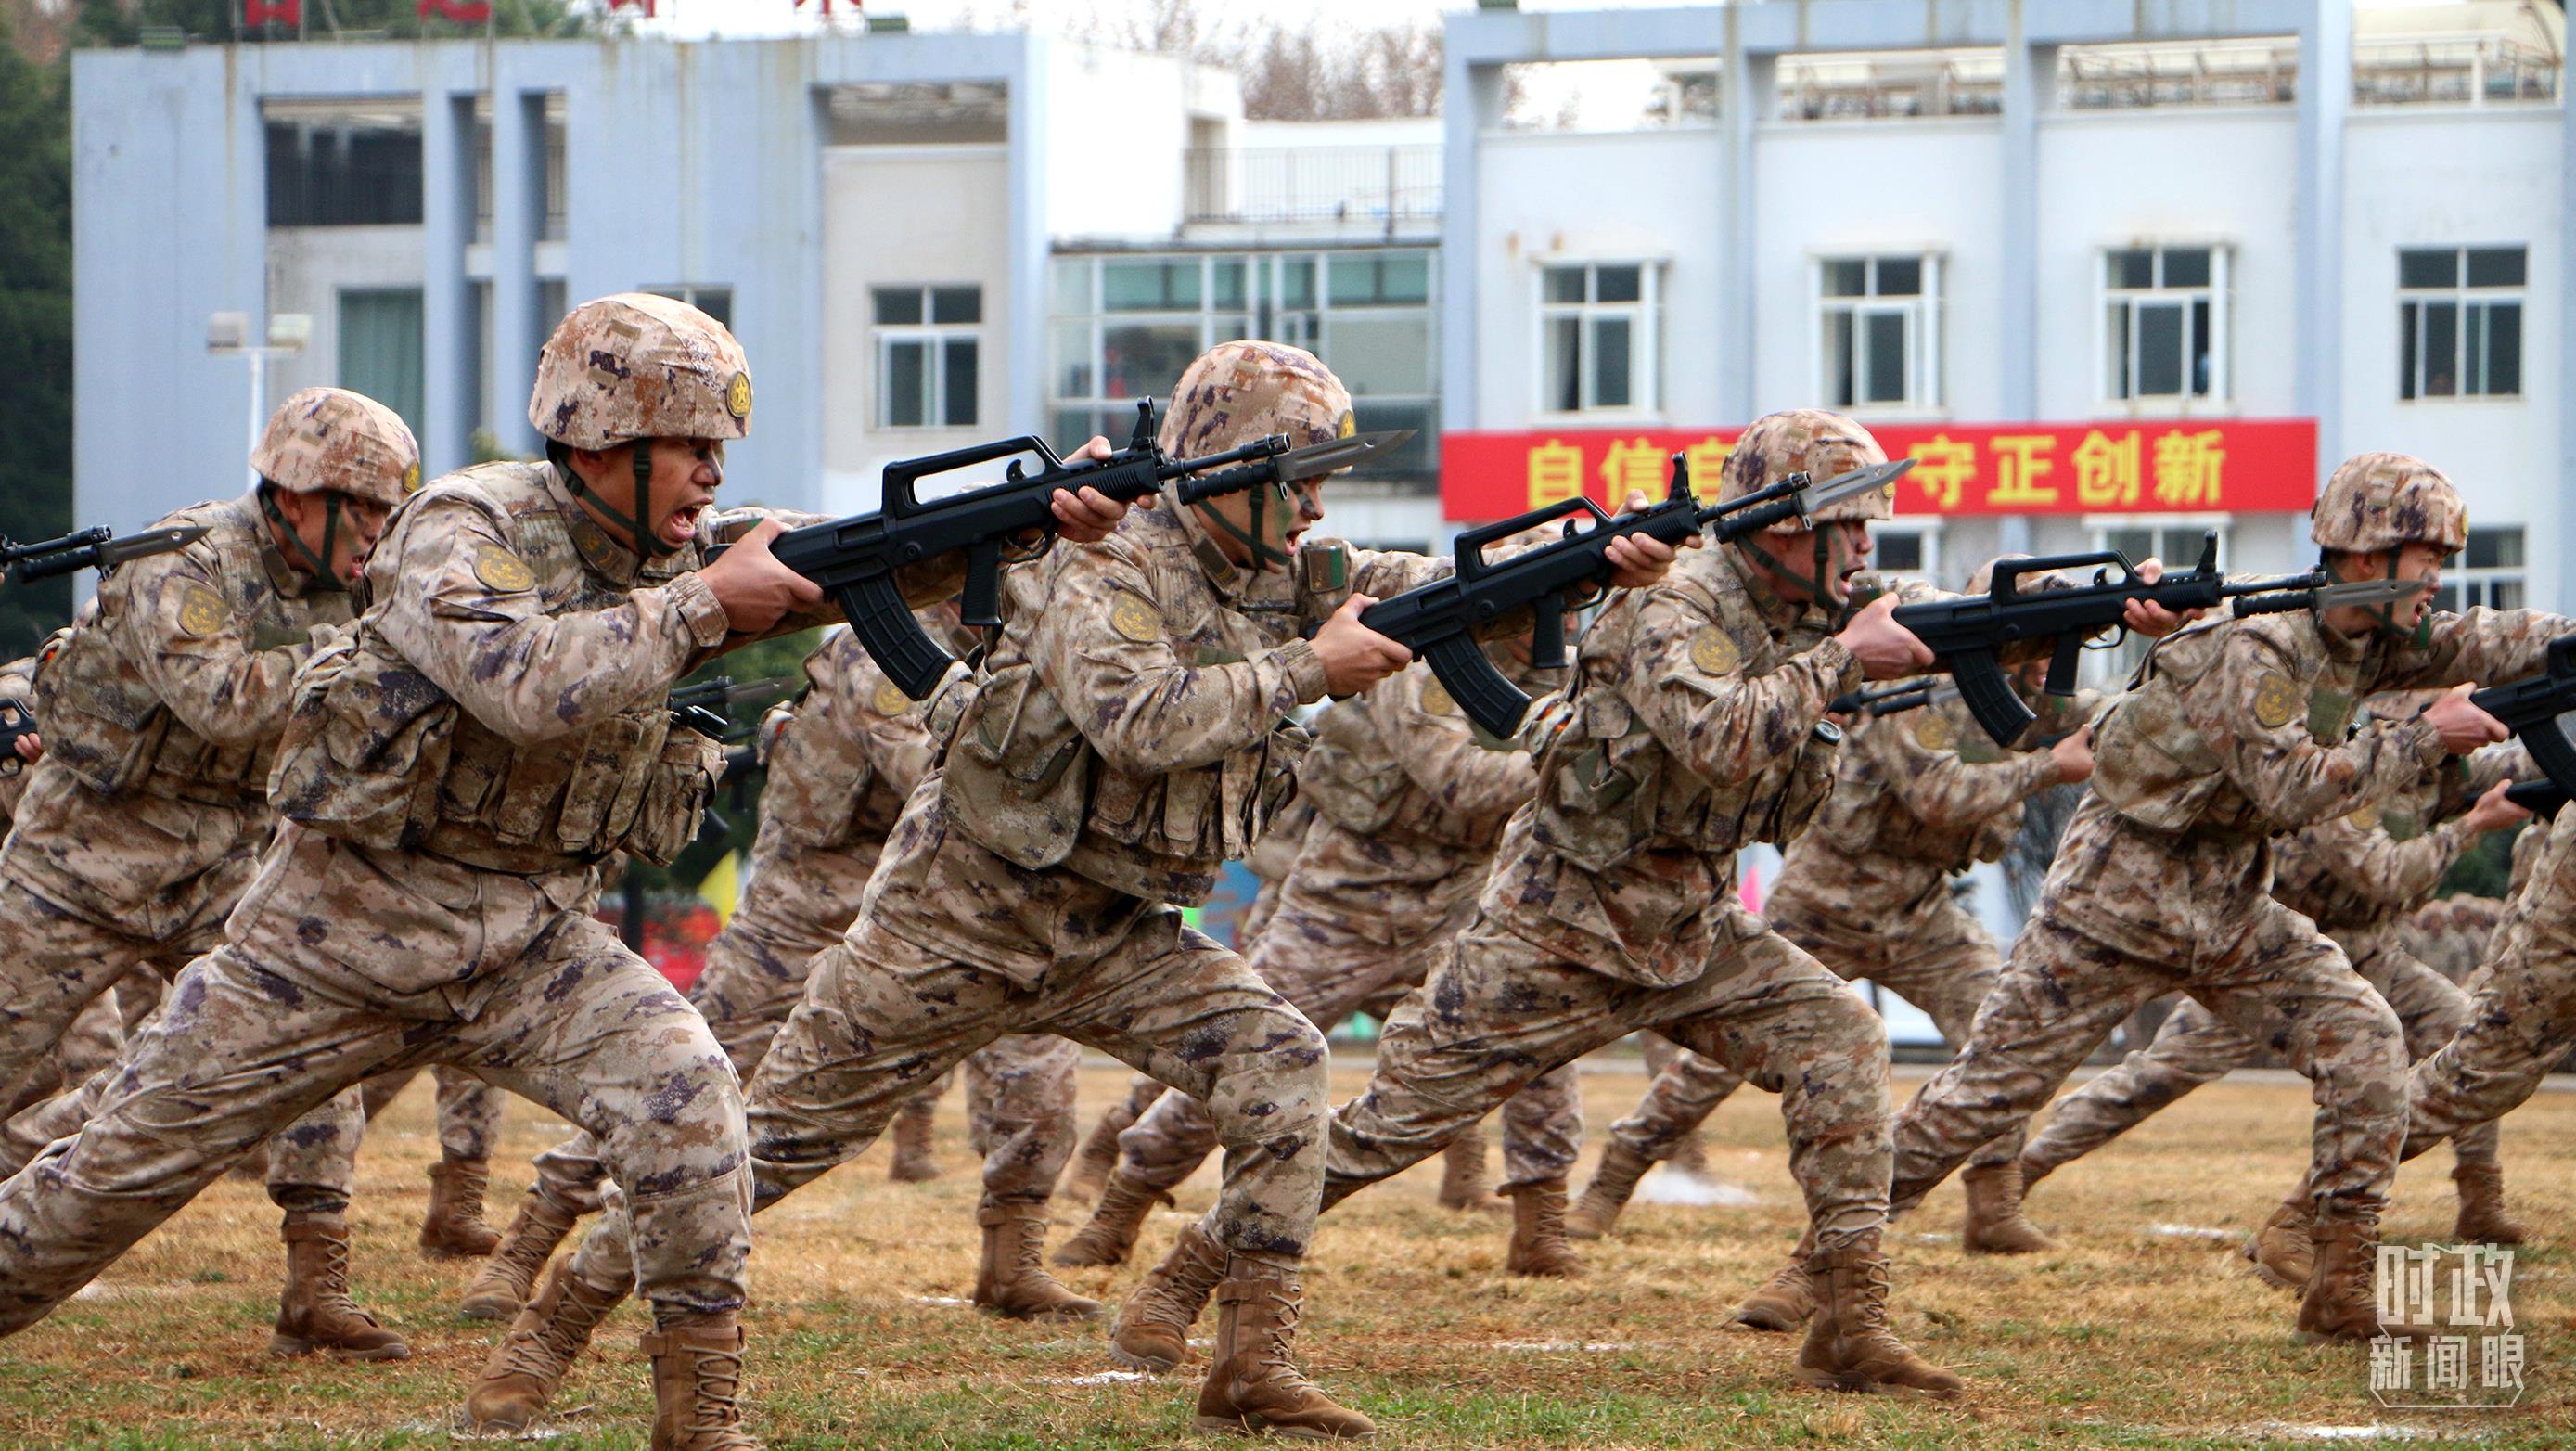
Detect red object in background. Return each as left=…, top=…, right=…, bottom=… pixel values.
left=605, top=0, right=660, bottom=15
left=245, top=0, right=301, bottom=25
left=596, top=903, right=722, bottom=992
left=1438, top=419, right=2318, bottom=523
left=416, top=0, right=493, bottom=20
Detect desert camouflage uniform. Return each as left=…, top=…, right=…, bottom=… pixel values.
left=513, top=624, right=1080, bottom=1222
left=1110, top=656, right=1583, bottom=1197
left=359, top=1066, right=509, bottom=1162
left=0, top=455, right=894, bottom=1336
left=2019, top=745, right=2524, bottom=1179
left=2406, top=893, right=2508, bottom=986
left=1888, top=602, right=2570, bottom=1222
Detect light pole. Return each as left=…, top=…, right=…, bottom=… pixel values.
left=207, top=311, right=312, bottom=483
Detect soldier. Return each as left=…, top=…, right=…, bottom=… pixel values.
left=2017, top=735, right=2531, bottom=1256
left=471, top=340, right=1677, bottom=1442
left=358, top=1066, right=513, bottom=1257
left=1053, top=624, right=1587, bottom=1279
left=2405, top=892, right=2507, bottom=986
left=1569, top=587, right=2097, bottom=1265
left=1116, top=411, right=2177, bottom=1399
left=1881, top=453, right=2564, bottom=1344
left=0, top=296, right=1113, bottom=1450
left=458, top=618, right=1091, bottom=1329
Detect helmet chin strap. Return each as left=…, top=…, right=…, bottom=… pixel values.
left=1194, top=480, right=1296, bottom=573
left=1738, top=526, right=1857, bottom=627
left=261, top=483, right=346, bottom=592
left=2326, top=550, right=2431, bottom=646
left=562, top=443, right=683, bottom=559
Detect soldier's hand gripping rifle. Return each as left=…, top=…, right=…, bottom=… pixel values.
left=1357, top=453, right=1917, bottom=739
left=1890, top=535, right=2432, bottom=748
left=728, top=399, right=1413, bottom=702
left=0, top=698, right=34, bottom=777
left=2505, top=778, right=2568, bottom=819
left=2471, top=634, right=2576, bottom=798
left=1, top=525, right=208, bottom=584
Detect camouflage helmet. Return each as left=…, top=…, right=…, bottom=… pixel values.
left=1718, top=409, right=1896, bottom=533
left=1159, top=340, right=1355, bottom=459
left=250, top=387, right=420, bottom=508
left=528, top=293, right=753, bottom=450
left=2311, top=453, right=2467, bottom=554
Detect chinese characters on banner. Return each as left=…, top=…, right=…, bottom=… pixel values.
left=1438, top=421, right=2318, bottom=522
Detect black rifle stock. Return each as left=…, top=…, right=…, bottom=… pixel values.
left=2471, top=634, right=2576, bottom=798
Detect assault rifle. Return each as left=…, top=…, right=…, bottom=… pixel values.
left=2470, top=634, right=2576, bottom=798
left=1892, top=535, right=2431, bottom=748
left=1828, top=678, right=1962, bottom=718
left=699, top=744, right=766, bottom=841
left=1357, top=452, right=1917, bottom=739
left=2, top=525, right=208, bottom=584
left=726, top=399, right=1413, bottom=702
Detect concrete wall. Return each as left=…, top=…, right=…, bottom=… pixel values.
left=263, top=225, right=428, bottom=408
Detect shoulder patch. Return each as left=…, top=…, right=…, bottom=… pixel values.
left=870, top=676, right=915, bottom=717
left=1689, top=627, right=1741, bottom=676
left=473, top=544, right=536, bottom=594
left=1419, top=679, right=1455, bottom=716
left=2252, top=672, right=2300, bottom=729
left=175, top=584, right=228, bottom=638
left=1914, top=711, right=1958, bottom=752
left=1109, top=593, right=1162, bottom=645
left=2346, top=803, right=2384, bottom=832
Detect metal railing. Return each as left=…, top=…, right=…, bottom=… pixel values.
left=1183, top=146, right=1442, bottom=228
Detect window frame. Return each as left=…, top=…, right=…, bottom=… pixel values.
left=870, top=283, right=984, bottom=431
left=1867, top=519, right=1943, bottom=587
left=2084, top=512, right=2232, bottom=684
left=2397, top=245, right=2527, bottom=402
left=1534, top=260, right=1666, bottom=420
left=2435, top=525, right=2527, bottom=613
left=2095, top=244, right=2232, bottom=412
left=1812, top=252, right=1945, bottom=415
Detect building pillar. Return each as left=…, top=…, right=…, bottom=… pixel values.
left=1006, top=37, right=1051, bottom=437
left=2292, top=2, right=2351, bottom=494
left=488, top=73, right=539, bottom=456
left=1716, top=8, right=1771, bottom=426
left=1440, top=48, right=1502, bottom=433
left=419, top=91, right=472, bottom=478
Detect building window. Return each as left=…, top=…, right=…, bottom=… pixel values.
left=1539, top=263, right=1662, bottom=416
left=2435, top=527, right=2525, bottom=612
left=1048, top=250, right=1440, bottom=479
left=2400, top=247, right=2523, bottom=399
left=338, top=288, right=425, bottom=440
left=642, top=285, right=732, bottom=333
left=2090, top=517, right=2228, bottom=683
left=265, top=112, right=424, bottom=228
left=1871, top=522, right=1941, bottom=586
left=1817, top=255, right=1942, bottom=410
left=2101, top=246, right=2228, bottom=404
left=536, top=278, right=568, bottom=343
left=874, top=285, right=982, bottom=430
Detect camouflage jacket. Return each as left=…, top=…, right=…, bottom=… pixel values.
left=2269, top=742, right=2525, bottom=938
left=1299, top=652, right=1551, bottom=852
left=761, top=618, right=964, bottom=855
left=2089, top=604, right=2571, bottom=842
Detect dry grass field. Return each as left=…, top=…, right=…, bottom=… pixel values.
left=0, top=1058, right=2568, bottom=1450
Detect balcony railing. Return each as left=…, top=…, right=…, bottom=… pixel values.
left=1184, top=146, right=1442, bottom=228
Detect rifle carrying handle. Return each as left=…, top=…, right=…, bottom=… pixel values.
left=880, top=435, right=1066, bottom=519
left=1946, top=647, right=2038, bottom=748
left=840, top=574, right=958, bottom=702
left=1451, top=497, right=1613, bottom=583
left=1421, top=632, right=1534, bottom=740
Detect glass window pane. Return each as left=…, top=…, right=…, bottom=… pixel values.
left=1053, top=409, right=1100, bottom=454
left=2399, top=249, right=2458, bottom=289
left=930, top=286, right=981, bottom=325
left=1378, top=253, right=1430, bottom=303
left=2484, top=302, right=2522, bottom=395
left=2105, top=528, right=2152, bottom=563
left=2433, top=583, right=2461, bottom=614
left=1545, top=315, right=1583, bottom=411
left=2466, top=247, right=2525, bottom=289
left=2160, top=248, right=2211, bottom=288
left=2465, top=304, right=2486, bottom=393
left=1211, top=314, right=1252, bottom=343
left=886, top=340, right=927, bottom=427
left=1592, top=316, right=1633, bottom=407
left=1876, top=257, right=1922, bottom=296
left=1322, top=315, right=1431, bottom=396
left=874, top=287, right=922, bottom=326
left=1543, top=267, right=1586, bottom=304
left=1051, top=321, right=1093, bottom=400
left=2493, top=580, right=2525, bottom=610
left=1864, top=312, right=1908, bottom=403
left=1103, top=260, right=1190, bottom=312
left=1595, top=264, right=1643, bottom=303
left=1326, top=255, right=1379, bottom=305
left=2107, top=302, right=2130, bottom=398
left=2107, top=249, right=2153, bottom=289
left=1822, top=258, right=1866, bottom=298
left=1101, top=323, right=1204, bottom=402
left=1875, top=531, right=1924, bottom=571
left=2491, top=527, right=2523, bottom=569
left=1051, top=258, right=1092, bottom=315
left=338, top=288, right=426, bottom=440
left=1824, top=310, right=1857, bottom=407
left=1351, top=398, right=1436, bottom=477
left=2189, top=298, right=2212, bottom=396
left=2399, top=302, right=2418, bottom=401
left=2422, top=302, right=2459, bottom=395
left=691, top=289, right=733, bottom=333
left=2136, top=302, right=2185, bottom=396
left=1281, top=259, right=1316, bottom=309
left=942, top=339, right=979, bottom=427
left=1211, top=260, right=1246, bottom=310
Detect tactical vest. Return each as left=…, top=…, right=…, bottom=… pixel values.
left=268, top=463, right=722, bottom=872
left=39, top=495, right=346, bottom=807
left=1297, top=655, right=1544, bottom=850
left=1815, top=699, right=2022, bottom=870
left=762, top=630, right=937, bottom=854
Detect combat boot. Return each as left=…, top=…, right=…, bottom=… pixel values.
left=2452, top=1163, right=2531, bottom=1245
left=464, top=1259, right=631, bottom=1433
left=1435, top=1133, right=1499, bottom=1212
left=1052, top=1170, right=1173, bottom=1269
left=1960, top=1162, right=2056, bottom=1255
left=1064, top=1105, right=1130, bottom=1205
left=1733, top=1228, right=1818, bottom=1332
left=972, top=1196, right=1102, bottom=1321
left=1503, top=1177, right=1585, bottom=1278
left=420, top=1156, right=502, bottom=1259
left=270, top=1213, right=411, bottom=1361
left=1109, top=1220, right=1228, bottom=1373
left=887, top=1098, right=940, bottom=1183
left=2243, top=1193, right=2314, bottom=1292
left=2299, top=1203, right=2434, bottom=1345
left=462, top=1189, right=583, bottom=1320
left=643, top=1316, right=762, bottom=1450
left=1792, top=1237, right=1963, bottom=1398
left=1567, top=1141, right=1653, bottom=1240
left=1194, top=1256, right=1376, bottom=1440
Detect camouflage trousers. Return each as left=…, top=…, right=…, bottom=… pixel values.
left=0, top=973, right=147, bottom=1118
left=362, top=1065, right=510, bottom=1162
left=0, top=827, right=750, bottom=1340
left=1889, top=802, right=2410, bottom=1217
left=2396, top=910, right=2576, bottom=1163
left=1599, top=880, right=2020, bottom=1171
left=2023, top=934, right=2500, bottom=1181
left=1324, top=911, right=1895, bottom=1252
left=566, top=893, right=1328, bottom=1294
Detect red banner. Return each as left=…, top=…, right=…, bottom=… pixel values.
left=1439, top=419, right=2317, bottom=523
left=417, top=0, right=493, bottom=20
left=245, top=0, right=300, bottom=24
